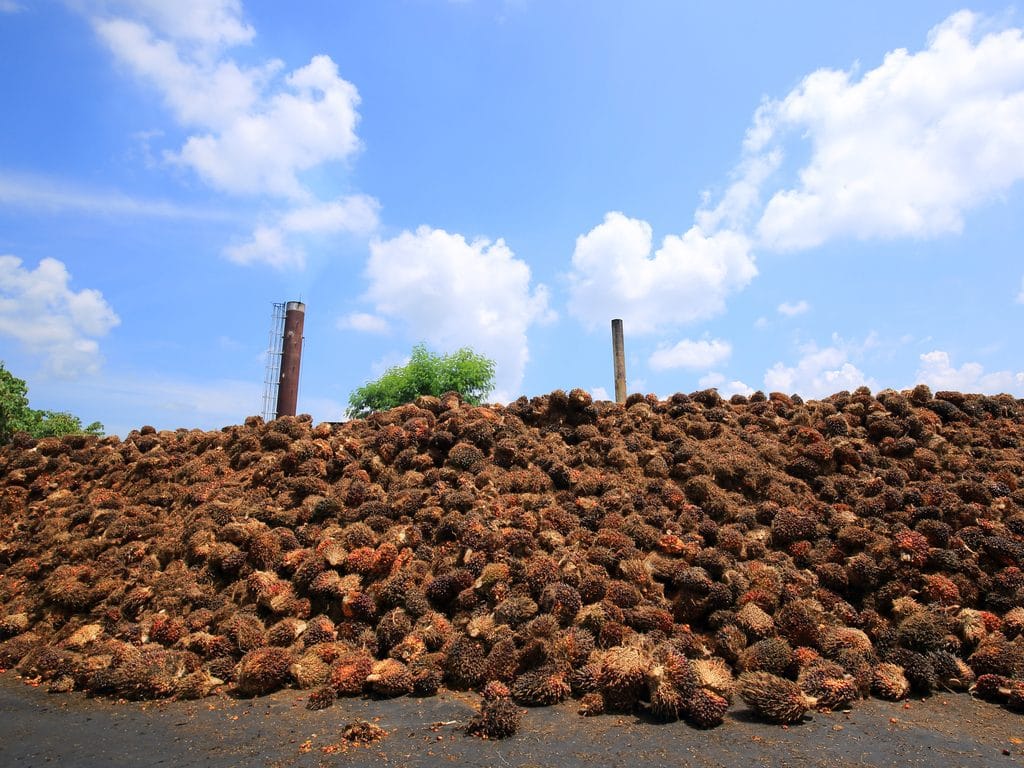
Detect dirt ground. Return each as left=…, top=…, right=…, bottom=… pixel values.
left=1, top=672, right=1022, bottom=768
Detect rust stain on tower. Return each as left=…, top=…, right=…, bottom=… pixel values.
left=275, top=301, right=305, bottom=418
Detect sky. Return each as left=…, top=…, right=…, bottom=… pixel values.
left=2, top=1, right=1024, bottom=436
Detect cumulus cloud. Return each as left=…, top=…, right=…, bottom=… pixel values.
left=170, top=55, right=361, bottom=198
left=916, top=350, right=1024, bottom=394
left=360, top=226, right=554, bottom=398
left=590, top=386, right=610, bottom=401
left=223, top=225, right=303, bottom=269
left=0, top=256, right=120, bottom=377
left=93, top=16, right=270, bottom=137
left=338, top=312, right=390, bottom=334
left=94, top=9, right=362, bottom=200
left=649, top=338, right=732, bottom=371
left=586, top=11, right=1024, bottom=376
left=778, top=300, right=810, bottom=317
left=697, top=372, right=755, bottom=398
left=224, top=194, right=380, bottom=268
left=568, top=212, right=756, bottom=334
left=1017, top=276, right=1024, bottom=304
left=279, top=195, right=380, bottom=235
left=720, top=11, right=1024, bottom=251
left=98, top=0, right=255, bottom=50
left=89, top=0, right=377, bottom=268
left=764, top=337, right=875, bottom=397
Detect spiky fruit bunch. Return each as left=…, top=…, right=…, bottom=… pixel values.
left=290, top=651, right=331, bottom=689
left=149, top=615, right=188, bottom=646
left=267, top=618, right=306, bottom=647
left=511, top=667, right=571, bottom=706
left=445, top=636, right=486, bottom=690
left=466, top=697, right=522, bottom=739
left=577, top=691, right=605, bottom=716
left=871, top=663, right=910, bottom=701
left=329, top=650, right=373, bottom=695
left=735, top=602, right=775, bottom=639
left=234, top=647, right=292, bottom=697
left=683, top=687, right=730, bottom=728
left=896, top=610, right=946, bottom=653
left=797, top=660, right=858, bottom=710
left=820, top=627, right=874, bottom=659
left=739, top=637, right=793, bottom=676
left=366, top=659, right=413, bottom=697
left=175, top=670, right=222, bottom=700
left=972, top=673, right=1010, bottom=702
left=410, top=655, right=444, bottom=696
left=1007, top=681, right=1024, bottom=712
left=739, top=672, right=817, bottom=724
left=302, top=615, right=337, bottom=647
left=692, top=657, right=736, bottom=701
left=481, top=680, right=511, bottom=701
left=1002, top=607, right=1024, bottom=639
left=597, top=645, right=651, bottom=710
left=647, top=675, right=686, bottom=721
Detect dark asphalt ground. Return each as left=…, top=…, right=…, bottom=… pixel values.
left=1, top=671, right=1022, bottom=768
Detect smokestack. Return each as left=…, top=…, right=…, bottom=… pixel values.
left=275, top=301, right=305, bottom=417
left=611, top=318, right=626, bottom=404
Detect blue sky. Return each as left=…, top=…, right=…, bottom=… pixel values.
left=2, top=1, right=1024, bottom=435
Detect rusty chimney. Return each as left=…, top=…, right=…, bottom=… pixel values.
left=275, top=301, right=305, bottom=418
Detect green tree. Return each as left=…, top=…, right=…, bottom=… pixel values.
left=0, top=361, right=104, bottom=443
left=347, top=344, right=496, bottom=418
left=0, top=362, right=34, bottom=442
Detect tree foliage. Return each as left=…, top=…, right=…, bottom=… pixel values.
left=347, top=345, right=496, bottom=418
left=0, top=362, right=103, bottom=443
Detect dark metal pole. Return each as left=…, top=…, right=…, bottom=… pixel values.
left=611, top=318, right=626, bottom=404
left=275, top=301, right=305, bottom=417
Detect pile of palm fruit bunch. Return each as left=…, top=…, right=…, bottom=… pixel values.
left=1, top=385, right=1024, bottom=737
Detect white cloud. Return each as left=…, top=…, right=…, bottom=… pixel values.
left=568, top=212, right=756, bottom=334
left=698, top=372, right=755, bottom=398
left=279, top=195, right=380, bottom=235
left=764, top=336, right=875, bottom=397
left=0, top=171, right=233, bottom=220
left=591, top=386, right=610, bottom=401
left=338, top=312, right=390, bottom=334
left=649, top=338, right=732, bottom=371
left=93, top=17, right=269, bottom=134
left=573, top=11, right=1024, bottom=367
left=89, top=0, right=370, bottom=269
left=224, top=194, right=380, bottom=269
left=915, top=350, right=1024, bottom=394
left=735, top=11, right=1024, bottom=251
left=360, top=226, right=554, bottom=398
left=777, top=299, right=810, bottom=317
left=223, top=226, right=303, bottom=269
left=0, top=1, right=24, bottom=13
left=1016, top=276, right=1024, bottom=304
left=169, top=55, right=361, bottom=198
left=98, top=0, right=255, bottom=50
left=0, top=256, right=120, bottom=378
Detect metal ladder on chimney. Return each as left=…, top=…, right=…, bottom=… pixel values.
left=260, top=302, right=286, bottom=421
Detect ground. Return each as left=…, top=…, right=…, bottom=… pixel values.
left=1, top=672, right=1021, bottom=768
